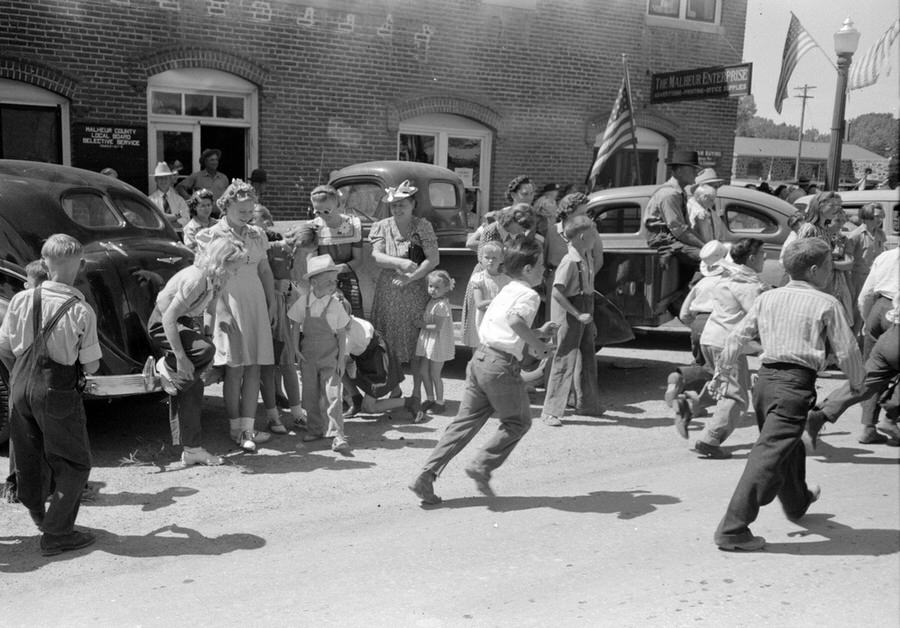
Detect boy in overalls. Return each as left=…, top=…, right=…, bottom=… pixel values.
left=0, top=234, right=101, bottom=556
left=288, top=254, right=352, bottom=453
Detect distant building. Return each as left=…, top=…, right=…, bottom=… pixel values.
left=732, top=136, right=889, bottom=187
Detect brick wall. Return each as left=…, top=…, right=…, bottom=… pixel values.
left=1, top=0, right=748, bottom=218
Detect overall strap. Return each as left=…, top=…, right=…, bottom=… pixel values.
left=40, top=296, right=80, bottom=338
left=30, top=286, right=43, bottom=338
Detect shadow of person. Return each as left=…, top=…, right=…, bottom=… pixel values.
left=440, top=489, right=680, bottom=519
left=84, top=486, right=198, bottom=511
left=764, top=513, right=900, bottom=556
left=809, top=440, right=900, bottom=466
left=0, top=524, right=265, bottom=572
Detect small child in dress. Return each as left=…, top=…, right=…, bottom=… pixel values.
left=416, top=270, right=456, bottom=414
left=287, top=254, right=352, bottom=453
left=462, top=241, right=510, bottom=348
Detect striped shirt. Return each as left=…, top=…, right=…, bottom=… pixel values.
left=717, top=280, right=865, bottom=390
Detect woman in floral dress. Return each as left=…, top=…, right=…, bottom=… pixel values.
left=369, top=180, right=439, bottom=401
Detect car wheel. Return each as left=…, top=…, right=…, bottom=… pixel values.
left=0, top=363, right=9, bottom=444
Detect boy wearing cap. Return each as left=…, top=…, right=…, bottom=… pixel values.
left=149, top=162, right=190, bottom=227
left=692, top=238, right=766, bottom=459
left=287, top=254, right=352, bottom=453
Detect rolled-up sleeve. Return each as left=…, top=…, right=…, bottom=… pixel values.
left=659, top=190, right=690, bottom=238
left=77, top=306, right=102, bottom=364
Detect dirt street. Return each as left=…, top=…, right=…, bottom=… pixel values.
left=1, top=332, right=898, bottom=627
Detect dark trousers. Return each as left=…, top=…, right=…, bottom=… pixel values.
left=149, top=317, right=215, bottom=448
left=715, top=363, right=817, bottom=544
left=543, top=295, right=601, bottom=417
left=422, top=346, right=531, bottom=478
left=820, top=324, right=900, bottom=424
left=10, top=362, right=91, bottom=536
left=858, top=296, right=895, bottom=425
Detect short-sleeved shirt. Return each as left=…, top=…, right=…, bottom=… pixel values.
left=478, top=279, right=540, bottom=360
left=155, top=265, right=215, bottom=318
left=846, top=224, right=886, bottom=276
left=287, top=289, right=351, bottom=333
left=369, top=216, right=439, bottom=261
left=550, top=245, right=592, bottom=323
left=0, top=281, right=101, bottom=366
left=182, top=217, right=216, bottom=250
left=313, top=214, right=362, bottom=265
left=177, top=169, right=230, bottom=201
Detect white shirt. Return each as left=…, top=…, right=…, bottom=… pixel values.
left=478, top=279, right=540, bottom=360
left=346, top=316, right=374, bottom=356
left=700, top=264, right=765, bottom=349
left=287, top=288, right=351, bottom=332
left=858, top=248, right=899, bottom=308
left=149, top=188, right=190, bottom=226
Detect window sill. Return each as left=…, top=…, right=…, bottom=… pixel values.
left=645, top=15, right=724, bottom=35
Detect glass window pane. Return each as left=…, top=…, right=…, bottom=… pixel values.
left=61, top=192, right=121, bottom=228
left=155, top=130, right=193, bottom=178
left=428, top=182, right=459, bottom=209
left=0, top=105, right=61, bottom=163
left=648, top=0, right=680, bottom=18
left=151, top=91, right=182, bottom=115
left=185, top=94, right=213, bottom=117
left=686, top=0, right=716, bottom=22
left=447, top=137, right=481, bottom=188
left=336, top=182, right=385, bottom=225
left=724, top=205, right=777, bottom=234
left=398, top=134, right=435, bottom=164
left=111, top=193, right=164, bottom=229
left=216, top=96, right=244, bottom=119
left=594, top=203, right=642, bottom=234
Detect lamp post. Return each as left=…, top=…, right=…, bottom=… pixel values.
left=825, top=17, right=860, bottom=191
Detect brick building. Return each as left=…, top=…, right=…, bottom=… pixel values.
left=1, top=0, right=748, bottom=220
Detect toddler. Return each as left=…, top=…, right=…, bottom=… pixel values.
left=416, top=270, right=456, bottom=413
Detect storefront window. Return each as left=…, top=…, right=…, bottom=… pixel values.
left=646, top=0, right=720, bottom=26
left=0, top=79, right=70, bottom=164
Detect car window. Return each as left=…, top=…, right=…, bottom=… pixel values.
left=429, top=182, right=458, bottom=209
left=593, top=203, right=642, bottom=234
left=61, top=192, right=121, bottom=228
left=111, top=194, right=165, bottom=229
left=0, top=267, right=25, bottom=310
left=723, top=203, right=778, bottom=234
left=337, top=183, right=385, bottom=225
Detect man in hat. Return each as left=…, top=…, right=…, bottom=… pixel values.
left=149, top=162, right=189, bottom=227
left=176, top=148, right=229, bottom=202
left=784, top=176, right=811, bottom=204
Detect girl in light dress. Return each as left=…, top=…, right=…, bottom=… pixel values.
left=416, top=270, right=456, bottom=414
left=462, top=241, right=510, bottom=348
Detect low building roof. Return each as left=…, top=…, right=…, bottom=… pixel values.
left=734, top=137, right=887, bottom=161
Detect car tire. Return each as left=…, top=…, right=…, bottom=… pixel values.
left=0, top=363, right=9, bottom=444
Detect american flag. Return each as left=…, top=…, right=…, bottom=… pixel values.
left=774, top=13, right=818, bottom=114
left=849, top=19, right=900, bottom=90
left=588, top=75, right=636, bottom=187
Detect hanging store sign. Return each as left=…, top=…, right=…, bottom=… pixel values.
left=650, top=63, right=752, bottom=103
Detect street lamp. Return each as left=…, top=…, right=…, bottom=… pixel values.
left=825, top=17, right=860, bottom=191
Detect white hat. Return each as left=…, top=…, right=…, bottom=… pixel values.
left=382, top=179, right=418, bottom=203
left=304, top=253, right=341, bottom=279
left=152, top=162, right=176, bottom=177
left=694, top=168, right=724, bottom=187
left=699, top=240, right=728, bottom=277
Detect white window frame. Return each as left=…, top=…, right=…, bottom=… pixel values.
left=645, top=0, right=723, bottom=33
left=0, top=78, right=71, bottom=165
left=595, top=127, right=669, bottom=185
left=146, top=69, right=258, bottom=191
left=399, top=113, right=493, bottom=218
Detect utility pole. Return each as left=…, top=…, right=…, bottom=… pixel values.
left=794, top=84, right=816, bottom=182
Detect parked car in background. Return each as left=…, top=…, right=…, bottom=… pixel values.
left=0, top=160, right=192, bottom=442
left=793, top=189, right=899, bottom=249
left=588, top=185, right=799, bottom=327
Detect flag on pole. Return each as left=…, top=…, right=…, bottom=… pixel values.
left=774, top=13, right=819, bottom=114
left=849, top=19, right=900, bottom=90
left=588, top=74, right=637, bottom=188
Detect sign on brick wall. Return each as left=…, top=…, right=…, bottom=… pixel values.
left=651, top=63, right=752, bottom=103
left=72, top=124, right=148, bottom=193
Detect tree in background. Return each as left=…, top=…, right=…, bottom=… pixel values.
left=847, top=113, right=898, bottom=158
left=735, top=95, right=829, bottom=141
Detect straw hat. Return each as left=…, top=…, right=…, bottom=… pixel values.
left=152, top=162, right=176, bottom=177
left=304, top=253, right=341, bottom=279
left=382, top=180, right=418, bottom=203
left=699, top=240, right=728, bottom=277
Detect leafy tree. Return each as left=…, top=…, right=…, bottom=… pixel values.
left=848, top=113, right=898, bottom=157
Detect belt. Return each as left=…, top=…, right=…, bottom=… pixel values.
left=477, top=344, right=519, bottom=363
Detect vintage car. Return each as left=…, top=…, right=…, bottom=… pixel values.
left=793, top=189, right=899, bottom=249
left=0, top=160, right=193, bottom=442
left=588, top=185, right=799, bottom=327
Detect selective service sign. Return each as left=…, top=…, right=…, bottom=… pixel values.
left=651, top=63, right=752, bottom=103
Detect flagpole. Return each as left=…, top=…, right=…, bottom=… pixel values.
left=621, top=54, right=641, bottom=186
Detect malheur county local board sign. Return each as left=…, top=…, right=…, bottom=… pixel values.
left=650, top=63, right=752, bottom=103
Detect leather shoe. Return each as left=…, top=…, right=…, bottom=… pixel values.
left=694, top=440, right=731, bottom=459
left=717, top=535, right=766, bottom=552
left=859, top=427, right=888, bottom=444
left=805, top=409, right=828, bottom=450
left=409, top=472, right=442, bottom=505
left=40, top=530, right=96, bottom=557
left=876, top=421, right=900, bottom=442
left=465, top=465, right=495, bottom=497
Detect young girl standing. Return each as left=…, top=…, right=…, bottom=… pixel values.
left=416, top=270, right=456, bottom=413
left=462, top=241, right=510, bottom=348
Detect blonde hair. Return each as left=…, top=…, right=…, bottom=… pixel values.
left=195, top=237, right=245, bottom=283
left=216, top=179, right=256, bottom=212
left=41, top=233, right=83, bottom=260
left=427, top=269, right=455, bottom=293
left=479, top=240, right=504, bottom=262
